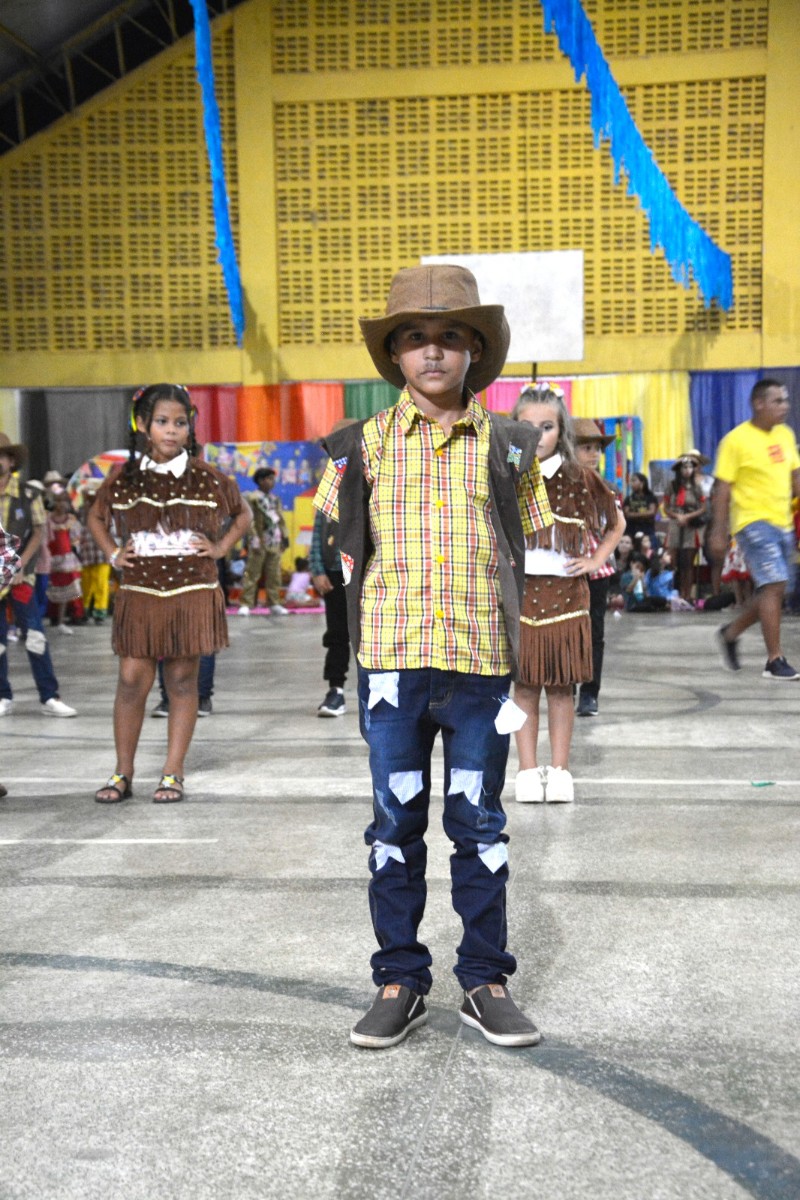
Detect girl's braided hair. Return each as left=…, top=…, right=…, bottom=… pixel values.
left=125, top=383, right=197, bottom=477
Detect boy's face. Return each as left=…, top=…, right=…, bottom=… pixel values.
left=575, top=440, right=603, bottom=471
left=389, top=317, right=482, bottom=405
left=0, top=451, right=14, bottom=481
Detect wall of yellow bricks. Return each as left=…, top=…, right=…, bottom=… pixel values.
left=0, top=0, right=798, bottom=388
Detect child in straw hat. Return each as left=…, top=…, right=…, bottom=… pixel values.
left=314, top=264, right=553, bottom=1050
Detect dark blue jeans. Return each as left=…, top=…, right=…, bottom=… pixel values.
left=157, top=653, right=216, bottom=702
left=357, top=666, right=516, bottom=995
left=0, top=590, right=60, bottom=703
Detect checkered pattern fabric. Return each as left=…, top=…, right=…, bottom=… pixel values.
left=314, top=392, right=551, bottom=674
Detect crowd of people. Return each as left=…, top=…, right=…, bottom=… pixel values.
left=1, top=267, right=798, bottom=1051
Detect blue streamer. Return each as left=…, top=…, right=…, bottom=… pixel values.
left=189, top=0, right=245, bottom=344
left=541, top=0, right=733, bottom=310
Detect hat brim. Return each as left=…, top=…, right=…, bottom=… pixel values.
left=359, top=305, right=510, bottom=393
left=672, top=453, right=711, bottom=468
left=575, top=432, right=615, bottom=449
left=0, top=443, right=28, bottom=468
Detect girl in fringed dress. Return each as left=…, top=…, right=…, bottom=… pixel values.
left=89, top=384, right=251, bottom=804
left=512, top=384, right=625, bottom=804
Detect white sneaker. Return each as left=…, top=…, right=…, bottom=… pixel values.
left=270, top=604, right=289, bottom=615
left=236, top=605, right=251, bottom=616
left=41, top=697, right=77, bottom=718
left=0, top=698, right=13, bottom=716
left=515, top=767, right=546, bottom=803
left=545, top=766, right=574, bottom=803
left=56, top=624, right=74, bottom=635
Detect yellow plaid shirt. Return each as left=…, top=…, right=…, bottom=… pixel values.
left=313, top=392, right=552, bottom=674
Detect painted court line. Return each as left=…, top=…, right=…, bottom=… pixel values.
left=0, top=838, right=220, bottom=846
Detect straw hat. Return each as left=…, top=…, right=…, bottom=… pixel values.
left=0, top=432, right=28, bottom=470
left=358, top=264, right=510, bottom=393
left=573, top=418, right=615, bottom=449
left=43, top=469, right=67, bottom=487
left=672, top=449, right=710, bottom=469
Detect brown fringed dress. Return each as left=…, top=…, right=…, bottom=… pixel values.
left=519, top=461, right=618, bottom=687
left=94, top=456, right=244, bottom=659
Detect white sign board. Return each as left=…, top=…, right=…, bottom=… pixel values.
left=421, top=251, right=584, bottom=364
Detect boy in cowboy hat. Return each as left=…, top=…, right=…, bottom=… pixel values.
left=572, top=419, right=626, bottom=717
left=314, top=264, right=553, bottom=1049
left=0, top=432, right=77, bottom=717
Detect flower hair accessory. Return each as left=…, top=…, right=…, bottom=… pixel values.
left=522, top=380, right=565, bottom=400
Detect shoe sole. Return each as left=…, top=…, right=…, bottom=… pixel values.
left=318, top=708, right=346, bottom=717
left=762, top=672, right=800, bottom=680
left=459, top=1010, right=542, bottom=1047
left=546, top=795, right=573, bottom=803
left=515, top=793, right=544, bottom=803
left=350, top=1010, right=428, bottom=1049
left=41, top=710, right=77, bottom=718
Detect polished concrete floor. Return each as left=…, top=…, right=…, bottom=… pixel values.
left=1, top=609, right=799, bottom=1199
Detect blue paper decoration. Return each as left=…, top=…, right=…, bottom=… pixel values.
left=541, top=0, right=733, bottom=311
left=189, top=0, right=245, bottom=344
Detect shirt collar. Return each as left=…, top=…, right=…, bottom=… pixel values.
left=0, top=473, right=20, bottom=499
left=396, top=389, right=485, bottom=436
left=539, top=453, right=563, bottom=479
left=139, top=450, right=188, bottom=477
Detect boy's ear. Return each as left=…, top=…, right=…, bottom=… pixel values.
left=470, top=334, right=483, bottom=363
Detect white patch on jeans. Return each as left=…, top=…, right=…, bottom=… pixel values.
left=372, top=840, right=405, bottom=871
left=495, top=697, right=527, bottom=734
left=477, top=842, right=508, bottom=873
left=25, top=629, right=47, bottom=655
left=389, top=770, right=423, bottom=805
left=367, top=671, right=399, bottom=710
left=448, top=768, right=484, bottom=806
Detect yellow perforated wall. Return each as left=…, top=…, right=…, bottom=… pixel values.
left=271, top=0, right=767, bottom=72
left=0, top=23, right=239, bottom=359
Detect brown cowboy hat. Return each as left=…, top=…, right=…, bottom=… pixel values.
left=0, top=432, right=28, bottom=469
left=358, top=264, right=510, bottom=394
left=573, top=418, right=615, bottom=449
left=672, top=448, right=710, bottom=469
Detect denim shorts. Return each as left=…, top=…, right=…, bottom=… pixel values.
left=735, top=521, right=797, bottom=590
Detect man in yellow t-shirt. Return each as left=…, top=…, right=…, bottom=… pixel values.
left=710, top=380, right=800, bottom=679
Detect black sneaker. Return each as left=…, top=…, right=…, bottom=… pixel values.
left=151, top=700, right=169, bottom=718
left=716, top=625, right=741, bottom=671
left=459, top=984, right=541, bottom=1047
left=197, top=697, right=213, bottom=717
left=350, top=984, right=428, bottom=1048
left=576, top=692, right=598, bottom=717
left=762, top=656, right=800, bottom=680
left=318, top=688, right=346, bottom=717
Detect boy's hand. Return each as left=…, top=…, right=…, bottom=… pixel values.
left=313, top=572, right=332, bottom=595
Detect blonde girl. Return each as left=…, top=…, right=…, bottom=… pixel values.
left=512, top=384, right=624, bottom=803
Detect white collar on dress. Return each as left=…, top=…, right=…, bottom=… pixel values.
left=139, top=450, right=188, bottom=477
left=539, top=453, right=563, bottom=479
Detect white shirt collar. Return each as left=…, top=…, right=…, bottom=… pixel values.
left=139, top=450, right=188, bottom=477
left=539, top=452, right=563, bottom=479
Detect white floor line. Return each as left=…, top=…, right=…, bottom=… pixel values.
left=0, top=838, right=220, bottom=845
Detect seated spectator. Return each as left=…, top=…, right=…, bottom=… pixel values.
left=624, top=556, right=669, bottom=612
left=284, top=556, right=315, bottom=607
left=646, top=548, right=676, bottom=601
